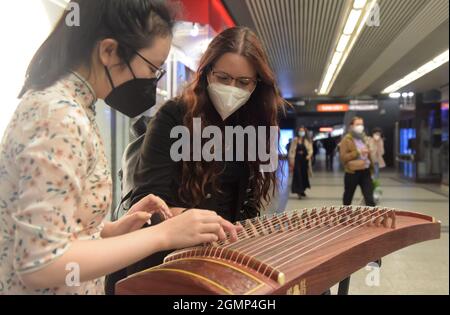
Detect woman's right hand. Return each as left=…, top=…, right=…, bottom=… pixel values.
left=154, top=210, right=242, bottom=251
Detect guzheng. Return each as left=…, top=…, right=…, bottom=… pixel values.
left=116, top=206, right=440, bottom=295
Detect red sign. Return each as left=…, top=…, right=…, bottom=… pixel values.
left=317, top=104, right=349, bottom=112
left=320, top=127, right=334, bottom=133
left=176, top=0, right=235, bottom=33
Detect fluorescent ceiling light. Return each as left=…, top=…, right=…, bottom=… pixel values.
left=354, top=0, right=367, bottom=9
left=382, top=49, right=449, bottom=94
left=434, top=50, right=450, bottom=64
left=417, top=61, right=437, bottom=74
left=327, top=63, right=338, bottom=77
left=318, top=0, right=376, bottom=95
left=336, top=34, right=351, bottom=53
left=319, top=65, right=336, bottom=94
left=343, top=10, right=363, bottom=35
left=331, top=51, right=343, bottom=65
left=323, top=63, right=337, bottom=81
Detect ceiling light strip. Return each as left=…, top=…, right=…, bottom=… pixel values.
left=382, top=49, right=449, bottom=94
left=318, top=0, right=377, bottom=95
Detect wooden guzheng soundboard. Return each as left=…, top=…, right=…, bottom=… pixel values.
left=116, top=206, right=440, bottom=295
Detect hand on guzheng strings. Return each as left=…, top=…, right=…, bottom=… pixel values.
left=218, top=215, right=244, bottom=242
left=102, top=194, right=173, bottom=238
left=154, top=210, right=243, bottom=250
left=169, top=207, right=244, bottom=243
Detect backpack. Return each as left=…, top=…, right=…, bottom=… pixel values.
left=110, top=115, right=151, bottom=222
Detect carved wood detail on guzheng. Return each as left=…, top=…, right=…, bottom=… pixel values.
left=165, top=246, right=286, bottom=285
left=116, top=207, right=440, bottom=295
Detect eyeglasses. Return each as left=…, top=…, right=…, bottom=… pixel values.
left=135, top=51, right=167, bottom=82
left=210, top=70, right=260, bottom=91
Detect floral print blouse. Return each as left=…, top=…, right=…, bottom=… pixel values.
left=0, top=73, right=112, bottom=294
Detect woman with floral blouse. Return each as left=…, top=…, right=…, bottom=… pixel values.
left=0, top=0, right=239, bottom=295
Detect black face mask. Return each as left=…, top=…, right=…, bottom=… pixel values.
left=104, top=64, right=157, bottom=118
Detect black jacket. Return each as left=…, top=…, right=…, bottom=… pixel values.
left=131, top=99, right=259, bottom=222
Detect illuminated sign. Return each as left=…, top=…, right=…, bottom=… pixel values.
left=349, top=104, right=379, bottom=111
left=317, top=104, right=349, bottom=112
left=349, top=100, right=379, bottom=111
left=320, top=127, right=334, bottom=132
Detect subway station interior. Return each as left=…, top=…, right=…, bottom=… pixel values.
left=0, top=0, right=448, bottom=296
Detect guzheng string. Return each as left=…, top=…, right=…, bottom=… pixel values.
left=217, top=207, right=355, bottom=262
left=230, top=207, right=356, bottom=254
left=186, top=207, right=334, bottom=256
left=242, top=208, right=391, bottom=277
left=267, top=209, right=393, bottom=277
left=268, top=208, right=389, bottom=265
left=211, top=207, right=370, bottom=264
left=240, top=207, right=381, bottom=258
left=227, top=206, right=373, bottom=258
left=261, top=208, right=388, bottom=264
left=225, top=206, right=347, bottom=248
left=169, top=207, right=394, bottom=277
left=236, top=207, right=380, bottom=269
left=215, top=209, right=341, bottom=265
left=234, top=206, right=356, bottom=242
left=208, top=207, right=393, bottom=277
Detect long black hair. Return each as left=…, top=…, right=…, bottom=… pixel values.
left=19, top=0, right=176, bottom=98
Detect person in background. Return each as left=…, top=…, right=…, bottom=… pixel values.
left=289, top=126, right=313, bottom=199
left=312, top=138, right=319, bottom=166
left=324, top=133, right=337, bottom=171
left=339, top=117, right=375, bottom=206
left=286, top=138, right=293, bottom=157
left=369, top=128, right=386, bottom=179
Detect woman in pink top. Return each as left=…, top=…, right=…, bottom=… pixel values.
left=369, top=128, right=386, bottom=179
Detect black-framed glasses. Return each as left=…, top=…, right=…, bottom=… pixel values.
left=135, top=51, right=167, bottom=82
left=211, top=70, right=260, bottom=91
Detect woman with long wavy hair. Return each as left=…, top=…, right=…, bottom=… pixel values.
left=126, top=26, right=285, bottom=277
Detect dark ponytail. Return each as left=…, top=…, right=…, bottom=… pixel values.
left=19, top=0, right=176, bottom=98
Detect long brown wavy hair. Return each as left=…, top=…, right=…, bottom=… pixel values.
left=179, top=27, right=285, bottom=212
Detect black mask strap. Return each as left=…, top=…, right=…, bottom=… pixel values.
left=105, top=66, right=115, bottom=90
left=105, top=61, right=137, bottom=90
left=126, top=61, right=137, bottom=79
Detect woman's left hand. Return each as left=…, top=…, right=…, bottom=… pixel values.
left=101, top=194, right=173, bottom=238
